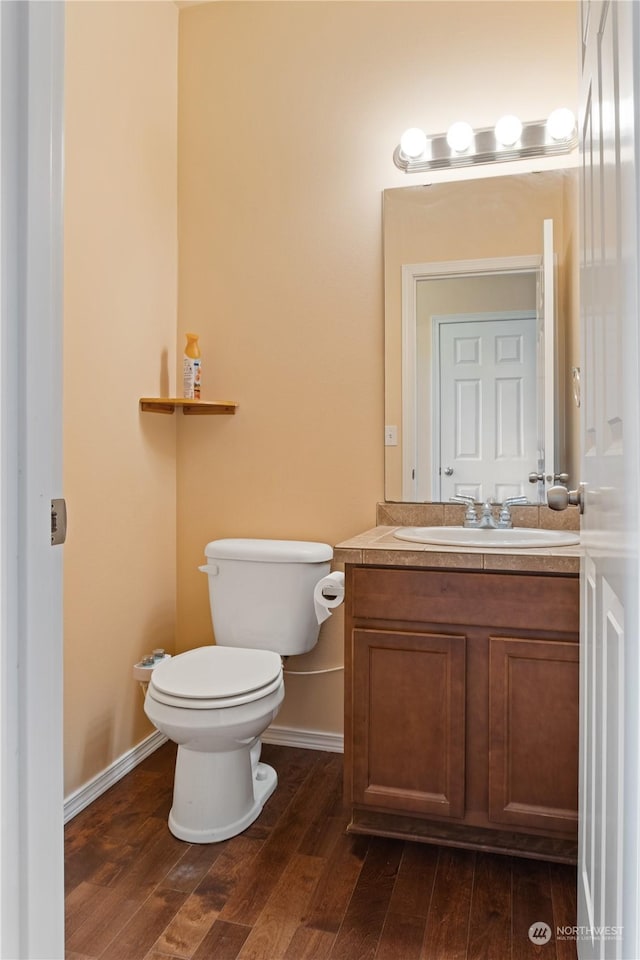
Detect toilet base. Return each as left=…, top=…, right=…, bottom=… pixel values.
left=168, top=745, right=277, bottom=844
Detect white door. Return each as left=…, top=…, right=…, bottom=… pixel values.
left=578, top=2, right=640, bottom=958
left=437, top=314, right=538, bottom=502
left=0, top=3, right=65, bottom=958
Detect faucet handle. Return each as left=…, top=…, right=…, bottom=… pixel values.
left=502, top=496, right=529, bottom=507
left=449, top=495, right=479, bottom=527
left=497, top=496, right=528, bottom=528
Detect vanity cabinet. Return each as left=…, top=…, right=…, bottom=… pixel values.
left=344, top=565, right=579, bottom=862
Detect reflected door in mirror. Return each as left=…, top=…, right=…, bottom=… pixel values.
left=436, top=313, right=537, bottom=502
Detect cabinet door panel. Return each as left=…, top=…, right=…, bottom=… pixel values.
left=352, top=629, right=466, bottom=818
left=489, top=635, right=578, bottom=835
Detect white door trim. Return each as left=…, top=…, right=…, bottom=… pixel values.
left=542, top=219, right=557, bottom=485
left=0, top=3, right=65, bottom=957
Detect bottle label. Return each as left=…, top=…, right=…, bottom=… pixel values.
left=183, top=357, right=201, bottom=399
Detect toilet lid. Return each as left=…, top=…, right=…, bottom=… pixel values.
left=150, top=646, right=282, bottom=701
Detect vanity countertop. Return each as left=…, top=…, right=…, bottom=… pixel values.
left=334, top=524, right=582, bottom=574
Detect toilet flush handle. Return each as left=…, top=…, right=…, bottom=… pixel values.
left=198, top=563, right=219, bottom=575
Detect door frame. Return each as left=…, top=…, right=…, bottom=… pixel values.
left=401, top=255, right=541, bottom=500
left=0, top=3, right=65, bottom=957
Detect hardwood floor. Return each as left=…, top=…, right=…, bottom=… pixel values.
left=65, top=742, right=578, bottom=960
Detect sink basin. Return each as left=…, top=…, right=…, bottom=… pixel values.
left=393, top=526, right=580, bottom=549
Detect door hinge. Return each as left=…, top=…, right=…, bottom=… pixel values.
left=51, top=498, right=67, bottom=545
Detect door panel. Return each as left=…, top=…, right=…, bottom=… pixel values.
left=580, top=556, right=597, bottom=933
left=439, top=314, right=537, bottom=501
left=579, top=2, right=640, bottom=957
left=601, top=581, right=624, bottom=947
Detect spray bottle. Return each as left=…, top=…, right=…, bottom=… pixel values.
left=183, top=333, right=201, bottom=400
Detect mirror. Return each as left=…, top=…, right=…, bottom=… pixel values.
left=383, top=169, right=579, bottom=503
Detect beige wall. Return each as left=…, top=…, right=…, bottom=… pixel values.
left=63, top=0, right=179, bottom=794
left=63, top=0, right=579, bottom=796
left=176, top=2, right=579, bottom=738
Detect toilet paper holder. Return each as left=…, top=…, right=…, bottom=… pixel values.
left=313, top=571, right=345, bottom=625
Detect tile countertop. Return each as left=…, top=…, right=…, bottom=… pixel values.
left=334, top=504, right=582, bottom=575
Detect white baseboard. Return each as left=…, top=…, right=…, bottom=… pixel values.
left=63, top=725, right=343, bottom=823
left=263, top=724, right=344, bottom=754
left=63, top=730, right=167, bottom=823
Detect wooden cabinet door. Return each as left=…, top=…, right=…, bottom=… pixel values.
left=488, top=635, right=579, bottom=835
left=351, top=628, right=466, bottom=819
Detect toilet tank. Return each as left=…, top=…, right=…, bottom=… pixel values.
left=201, top=539, right=333, bottom=656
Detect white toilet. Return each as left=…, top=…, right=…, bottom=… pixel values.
left=144, top=538, right=332, bottom=843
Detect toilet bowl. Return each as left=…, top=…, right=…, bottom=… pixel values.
left=145, top=646, right=284, bottom=843
left=143, top=537, right=335, bottom=843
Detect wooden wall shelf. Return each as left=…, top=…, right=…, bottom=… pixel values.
left=140, top=398, right=238, bottom=416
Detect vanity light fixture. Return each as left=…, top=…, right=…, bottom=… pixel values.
left=446, top=120, right=474, bottom=154
left=394, top=108, right=577, bottom=173
left=546, top=107, right=577, bottom=142
left=495, top=114, right=523, bottom=147
left=399, top=127, right=429, bottom=161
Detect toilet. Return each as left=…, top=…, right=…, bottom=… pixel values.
left=144, top=538, right=332, bottom=843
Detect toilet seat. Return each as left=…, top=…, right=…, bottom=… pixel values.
left=148, top=646, right=283, bottom=710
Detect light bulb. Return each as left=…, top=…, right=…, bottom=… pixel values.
left=399, top=127, right=428, bottom=160
left=547, top=108, right=576, bottom=142
left=495, top=114, right=523, bottom=147
left=446, top=121, right=474, bottom=154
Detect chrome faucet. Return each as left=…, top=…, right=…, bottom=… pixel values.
left=478, top=500, right=498, bottom=528
left=450, top=495, right=528, bottom=529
